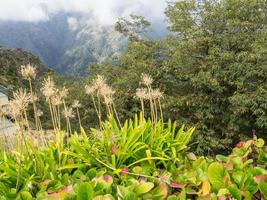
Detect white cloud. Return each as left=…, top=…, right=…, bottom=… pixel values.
left=0, top=0, right=169, bottom=25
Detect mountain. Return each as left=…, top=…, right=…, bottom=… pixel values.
left=0, top=47, right=52, bottom=91
left=0, top=13, right=127, bottom=75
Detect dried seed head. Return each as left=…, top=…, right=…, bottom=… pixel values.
left=100, top=84, right=115, bottom=98
left=94, top=75, right=106, bottom=89
left=62, top=107, right=74, bottom=119
left=51, top=94, right=62, bottom=106
left=41, top=76, right=57, bottom=100
left=30, top=94, right=38, bottom=103
left=0, top=105, right=10, bottom=116
left=141, top=73, right=153, bottom=86
left=59, top=86, right=68, bottom=99
left=72, top=100, right=81, bottom=108
left=11, top=88, right=31, bottom=112
left=85, top=84, right=96, bottom=95
left=136, top=88, right=148, bottom=99
left=104, top=96, right=113, bottom=105
left=151, top=88, right=163, bottom=99
left=7, top=102, right=20, bottom=117
left=21, top=64, right=37, bottom=80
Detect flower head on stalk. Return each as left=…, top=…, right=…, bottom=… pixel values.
left=141, top=73, right=153, bottom=86
left=136, top=88, right=149, bottom=100
left=21, top=64, right=37, bottom=80
left=72, top=100, right=81, bottom=108
left=85, top=85, right=96, bottom=95
left=41, top=76, right=57, bottom=100
left=62, top=107, right=75, bottom=119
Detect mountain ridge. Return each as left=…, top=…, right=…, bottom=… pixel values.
left=0, top=13, right=127, bottom=75
left=0, top=47, right=52, bottom=91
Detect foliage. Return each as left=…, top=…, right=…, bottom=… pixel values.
left=89, top=0, right=267, bottom=154
left=0, top=118, right=266, bottom=199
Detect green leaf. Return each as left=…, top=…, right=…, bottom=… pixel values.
left=207, top=162, right=225, bottom=192
left=258, top=182, right=267, bottom=199
left=124, top=192, right=138, bottom=200
left=217, top=188, right=230, bottom=197
left=134, top=182, right=154, bottom=196
left=77, top=182, right=94, bottom=200
left=216, top=155, right=229, bottom=162
left=232, top=171, right=244, bottom=187
left=228, top=184, right=241, bottom=200
left=86, top=168, right=97, bottom=180
left=58, top=164, right=85, bottom=170
left=16, top=191, right=33, bottom=200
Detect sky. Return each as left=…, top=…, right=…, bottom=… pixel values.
left=0, top=0, right=171, bottom=26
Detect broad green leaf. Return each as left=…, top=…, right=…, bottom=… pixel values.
left=258, top=182, right=267, bottom=199
left=228, top=184, right=241, bottom=200
left=216, top=155, right=229, bottom=162
left=207, top=162, right=225, bottom=192
left=134, top=182, right=154, bottom=196
left=217, top=188, right=229, bottom=196
left=124, top=192, right=138, bottom=200
left=77, top=182, right=94, bottom=200
left=16, top=191, right=33, bottom=200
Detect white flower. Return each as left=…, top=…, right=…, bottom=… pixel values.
left=141, top=73, right=153, bottom=86
left=72, top=100, right=81, bottom=108
left=62, top=107, right=74, bottom=119
left=21, top=64, right=37, bottom=80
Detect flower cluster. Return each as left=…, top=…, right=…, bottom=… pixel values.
left=21, top=64, right=37, bottom=80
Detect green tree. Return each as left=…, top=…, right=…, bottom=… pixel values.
left=89, top=0, right=267, bottom=154
left=164, top=0, right=267, bottom=153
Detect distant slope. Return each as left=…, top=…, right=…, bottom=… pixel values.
left=0, top=13, right=127, bottom=75
left=0, top=47, right=52, bottom=91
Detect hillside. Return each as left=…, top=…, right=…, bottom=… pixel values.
left=0, top=47, right=52, bottom=91
left=0, top=13, right=127, bottom=75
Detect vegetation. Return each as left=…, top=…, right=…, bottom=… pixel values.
left=0, top=65, right=266, bottom=199
left=0, top=0, right=267, bottom=199
left=89, top=0, right=267, bottom=154
left=0, top=118, right=266, bottom=199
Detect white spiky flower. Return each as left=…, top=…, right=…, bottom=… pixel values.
left=85, top=84, right=96, bottom=95
left=151, top=88, right=163, bottom=99
left=21, top=64, right=37, bottom=80
left=72, top=100, right=81, bottom=108
left=94, top=75, right=106, bottom=89
left=59, top=86, right=68, bottom=99
left=0, top=105, right=10, bottom=116
left=51, top=94, right=62, bottom=106
left=41, top=76, right=57, bottom=100
left=141, top=73, right=153, bottom=86
left=30, top=94, right=38, bottom=103
left=62, top=107, right=74, bottom=119
left=7, top=89, right=31, bottom=117
left=100, top=84, right=115, bottom=97
left=136, top=88, right=148, bottom=99
left=104, top=96, right=113, bottom=105
left=12, top=88, right=31, bottom=111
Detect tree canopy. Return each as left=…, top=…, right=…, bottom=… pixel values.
left=88, top=0, right=267, bottom=154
